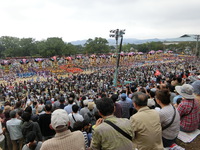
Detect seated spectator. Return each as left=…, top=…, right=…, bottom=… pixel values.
left=22, top=131, right=42, bottom=150
left=176, top=84, right=200, bottom=132
left=90, top=97, right=134, bottom=150
left=155, top=89, right=180, bottom=148
left=192, top=80, right=200, bottom=104
left=130, top=92, right=163, bottom=149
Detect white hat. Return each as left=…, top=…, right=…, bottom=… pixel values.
left=51, top=109, right=69, bottom=130
left=175, top=84, right=194, bottom=99
left=83, top=100, right=89, bottom=106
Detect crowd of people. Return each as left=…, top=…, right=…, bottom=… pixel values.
left=0, top=57, right=199, bottom=150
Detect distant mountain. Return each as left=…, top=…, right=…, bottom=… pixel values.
left=69, top=36, right=196, bottom=45
left=70, top=38, right=163, bottom=45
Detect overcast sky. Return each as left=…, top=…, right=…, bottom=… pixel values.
left=0, top=0, right=200, bottom=42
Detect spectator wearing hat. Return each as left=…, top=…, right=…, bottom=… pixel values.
left=155, top=90, right=180, bottom=148
left=40, top=109, right=85, bottom=150
left=38, top=104, right=55, bottom=141
left=192, top=80, right=200, bottom=128
left=130, top=92, right=163, bottom=150
left=90, top=97, right=134, bottom=150
left=192, top=80, right=200, bottom=104
left=176, top=84, right=200, bottom=132
left=118, top=93, right=132, bottom=119
left=6, top=110, right=24, bottom=150
left=84, top=101, right=98, bottom=126
left=80, top=100, right=89, bottom=117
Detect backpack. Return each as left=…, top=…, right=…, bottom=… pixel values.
left=86, top=111, right=96, bottom=125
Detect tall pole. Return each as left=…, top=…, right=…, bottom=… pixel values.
left=195, top=35, right=200, bottom=57
left=113, top=36, right=123, bottom=87
left=109, top=29, right=125, bottom=87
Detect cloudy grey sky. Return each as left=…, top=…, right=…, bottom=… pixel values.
left=0, top=0, right=200, bottom=42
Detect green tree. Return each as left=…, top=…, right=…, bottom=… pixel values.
left=36, top=37, right=66, bottom=57
left=0, top=36, right=20, bottom=57
left=64, top=43, right=77, bottom=56
left=19, top=38, right=37, bottom=56
left=84, top=37, right=109, bottom=54
left=75, top=45, right=84, bottom=54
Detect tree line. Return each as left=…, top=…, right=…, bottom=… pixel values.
left=0, top=36, right=196, bottom=58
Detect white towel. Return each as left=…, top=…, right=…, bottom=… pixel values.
left=177, top=129, right=200, bottom=143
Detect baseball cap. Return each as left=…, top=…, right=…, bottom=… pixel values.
left=51, top=109, right=69, bottom=130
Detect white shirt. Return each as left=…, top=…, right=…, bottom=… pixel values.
left=68, top=113, right=84, bottom=128
left=0, top=122, right=5, bottom=142
left=6, top=118, right=23, bottom=140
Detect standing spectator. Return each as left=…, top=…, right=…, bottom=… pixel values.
left=90, top=97, right=134, bottom=150
left=73, top=121, right=89, bottom=148
left=156, top=90, right=180, bottom=148
left=68, top=105, right=84, bottom=128
left=6, top=110, right=24, bottom=150
left=3, top=108, right=12, bottom=150
left=24, top=106, right=38, bottom=122
left=0, top=118, right=5, bottom=150
left=84, top=102, right=97, bottom=126
left=40, top=109, right=85, bottom=150
left=21, top=112, right=42, bottom=143
left=22, top=131, right=42, bottom=150
left=80, top=100, right=89, bottom=117
left=130, top=92, right=163, bottom=150
left=118, top=93, right=132, bottom=118
left=38, top=104, right=55, bottom=141
left=64, top=97, right=74, bottom=114
left=58, top=96, right=65, bottom=109
left=176, top=84, right=200, bottom=132
left=110, top=94, right=122, bottom=118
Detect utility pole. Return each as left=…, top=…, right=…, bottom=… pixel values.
left=109, top=29, right=125, bottom=87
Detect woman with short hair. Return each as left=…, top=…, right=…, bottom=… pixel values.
left=155, top=89, right=180, bottom=148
